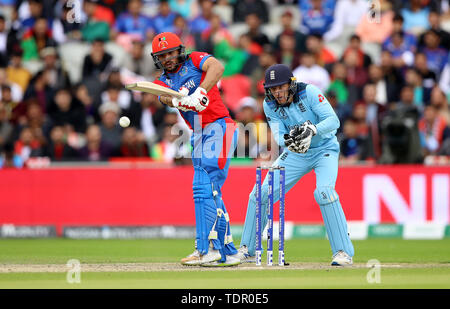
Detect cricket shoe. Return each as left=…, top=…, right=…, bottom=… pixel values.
left=234, top=246, right=256, bottom=263
left=331, top=250, right=353, bottom=266
left=180, top=248, right=221, bottom=266
left=201, top=255, right=241, bottom=267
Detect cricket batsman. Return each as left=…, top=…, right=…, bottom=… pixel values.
left=151, top=32, right=240, bottom=266
left=237, top=64, right=355, bottom=266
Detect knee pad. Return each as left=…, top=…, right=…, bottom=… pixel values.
left=314, top=186, right=339, bottom=206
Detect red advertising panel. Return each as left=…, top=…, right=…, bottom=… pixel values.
left=0, top=166, right=448, bottom=231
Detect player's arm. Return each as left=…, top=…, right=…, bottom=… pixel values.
left=306, top=84, right=340, bottom=135
left=199, top=57, right=224, bottom=92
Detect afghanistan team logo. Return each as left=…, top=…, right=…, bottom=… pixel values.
left=158, top=37, right=169, bottom=50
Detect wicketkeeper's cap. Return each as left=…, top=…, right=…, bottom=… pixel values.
left=263, top=64, right=294, bottom=89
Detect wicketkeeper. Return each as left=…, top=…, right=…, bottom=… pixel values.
left=237, top=64, right=355, bottom=266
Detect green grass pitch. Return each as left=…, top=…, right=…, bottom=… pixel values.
left=0, top=238, right=449, bottom=289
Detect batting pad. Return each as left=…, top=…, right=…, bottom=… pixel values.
left=314, top=187, right=355, bottom=257
left=193, top=166, right=222, bottom=255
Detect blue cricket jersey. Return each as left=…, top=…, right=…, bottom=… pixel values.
left=263, top=82, right=340, bottom=151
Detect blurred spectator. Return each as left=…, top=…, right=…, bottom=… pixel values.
left=101, top=84, right=132, bottom=113
left=173, top=14, right=196, bottom=53
left=275, top=33, right=301, bottom=70
left=250, top=44, right=277, bottom=98
left=0, top=101, right=13, bottom=149
left=342, top=49, right=368, bottom=104
left=78, top=124, right=112, bottom=161
left=326, top=89, right=351, bottom=128
left=43, top=125, right=79, bottom=161
left=52, top=3, right=83, bottom=44
left=1, top=66, right=23, bottom=103
left=396, top=85, right=417, bottom=110
left=418, top=10, right=450, bottom=50
left=20, top=17, right=56, bottom=61
left=379, top=50, right=404, bottom=103
left=82, top=0, right=115, bottom=26
left=233, top=0, right=268, bottom=24
left=341, top=34, right=372, bottom=69
left=2, top=85, right=21, bottom=124
left=430, top=85, right=450, bottom=124
left=22, top=70, right=53, bottom=113
left=235, top=97, right=259, bottom=158
left=244, top=13, right=270, bottom=53
left=359, top=83, right=388, bottom=159
left=352, top=102, right=369, bottom=137
left=190, top=0, right=214, bottom=34
left=293, top=52, right=330, bottom=92
left=405, top=67, right=428, bottom=109
left=23, top=101, right=49, bottom=146
left=419, top=104, right=447, bottom=155
left=6, top=48, right=32, bottom=92
left=169, top=0, right=199, bottom=19
left=126, top=92, right=166, bottom=145
left=300, top=0, right=334, bottom=36
left=120, top=126, right=149, bottom=157
left=356, top=0, right=394, bottom=44
left=74, top=82, right=98, bottom=124
left=82, top=39, right=113, bottom=80
left=339, top=117, right=370, bottom=163
left=383, top=13, right=418, bottom=53
left=47, top=88, right=87, bottom=133
left=382, top=31, right=416, bottom=68
left=324, top=0, right=368, bottom=42
left=81, top=0, right=114, bottom=42
left=328, top=62, right=349, bottom=106
left=112, top=0, right=154, bottom=44
left=40, top=47, right=71, bottom=90
left=415, top=52, right=438, bottom=93
left=14, top=126, right=42, bottom=162
left=273, top=10, right=307, bottom=54
left=98, top=101, right=122, bottom=154
left=123, top=40, right=156, bottom=79
left=20, top=0, right=44, bottom=30
left=201, top=13, right=234, bottom=55
left=0, top=142, right=23, bottom=168
left=420, top=29, right=449, bottom=76
left=306, top=33, right=336, bottom=67
left=151, top=122, right=191, bottom=164
left=153, top=0, right=177, bottom=34
left=213, top=33, right=248, bottom=77
left=400, top=0, right=430, bottom=35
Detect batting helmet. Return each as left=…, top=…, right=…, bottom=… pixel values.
left=151, top=32, right=187, bottom=70
left=263, top=64, right=297, bottom=104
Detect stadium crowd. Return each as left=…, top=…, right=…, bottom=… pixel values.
left=0, top=0, right=449, bottom=167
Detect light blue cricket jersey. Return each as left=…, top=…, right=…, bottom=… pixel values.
left=263, top=82, right=340, bottom=152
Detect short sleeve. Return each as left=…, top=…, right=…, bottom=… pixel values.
left=189, top=52, right=211, bottom=70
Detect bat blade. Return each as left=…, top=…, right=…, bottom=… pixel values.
left=125, top=81, right=185, bottom=98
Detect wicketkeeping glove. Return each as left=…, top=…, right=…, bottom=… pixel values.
left=284, top=133, right=301, bottom=153
left=297, top=120, right=317, bottom=153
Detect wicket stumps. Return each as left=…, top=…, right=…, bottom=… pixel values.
left=255, top=166, right=286, bottom=266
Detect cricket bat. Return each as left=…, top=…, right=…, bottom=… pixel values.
left=125, top=81, right=185, bottom=98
